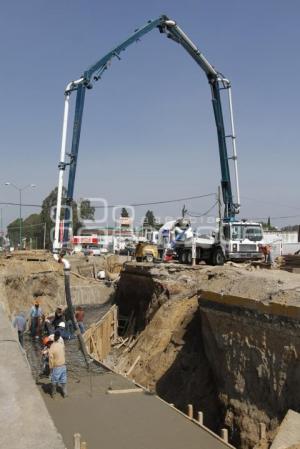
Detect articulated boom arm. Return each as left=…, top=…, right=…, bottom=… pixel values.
left=54, top=15, right=240, bottom=250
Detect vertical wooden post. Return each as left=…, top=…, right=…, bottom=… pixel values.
left=197, top=411, right=204, bottom=425
left=221, top=428, right=228, bottom=443
left=187, top=404, right=193, bottom=419
left=259, top=422, right=266, bottom=440
left=113, top=305, right=118, bottom=342
left=74, top=433, right=81, bottom=449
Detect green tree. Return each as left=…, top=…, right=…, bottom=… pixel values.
left=281, top=224, right=300, bottom=232
left=40, top=187, right=95, bottom=248
left=7, top=188, right=95, bottom=249
left=259, top=220, right=277, bottom=231
left=143, top=210, right=156, bottom=228
left=121, top=208, right=129, bottom=218
left=7, top=218, right=21, bottom=248
left=23, top=214, right=45, bottom=248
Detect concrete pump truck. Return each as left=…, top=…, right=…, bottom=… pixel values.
left=53, top=15, right=264, bottom=265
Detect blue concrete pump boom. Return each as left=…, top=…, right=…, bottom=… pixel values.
left=54, top=15, right=240, bottom=250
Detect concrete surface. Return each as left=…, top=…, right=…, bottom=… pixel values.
left=271, top=410, right=300, bottom=449
left=0, top=305, right=65, bottom=449
left=40, top=371, right=232, bottom=449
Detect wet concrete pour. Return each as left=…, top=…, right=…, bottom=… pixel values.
left=25, top=303, right=231, bottom=449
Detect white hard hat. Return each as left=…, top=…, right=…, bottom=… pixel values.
left=58, top=322, right=66, bottom=328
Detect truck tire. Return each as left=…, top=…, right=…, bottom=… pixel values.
left=181, top=251, right=188, bottom=264
left=211, top=247, right=225, bottom=266
left=145, top=254, right=154, bottom=263
left=187, top=251, right=193, bottom=265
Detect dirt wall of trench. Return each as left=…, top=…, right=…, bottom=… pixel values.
left=200, top=297, right=300, bottom=449
left=0, top=257, right=115, bottom=316
left=113, top=262, right=300, bottom=449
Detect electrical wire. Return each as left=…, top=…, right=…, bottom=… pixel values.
left=242, top=196, right=300, bottom=211
left=186, top=200, right=218, bottom=218
left=0, top=193, right=216, bottom=210
left=0, top=201, right=41, bottom=207
left=252, top=214, right=300, bottom=221
left=93, top=193, right=216, bottom=208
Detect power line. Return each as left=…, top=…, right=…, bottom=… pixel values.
left=186, top=201, right=218, bottom=218
left=241, top=196, right=300, bottom=211
left=252, top=214, right=300, bottom=221
left=0, top=193, right=216, bottom=210
left=0, top=201, right=42, bottom=208
left=93, top=193, right=216, bottom=208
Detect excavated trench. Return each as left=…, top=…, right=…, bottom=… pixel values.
left=114, top=262, right=300, bottom=449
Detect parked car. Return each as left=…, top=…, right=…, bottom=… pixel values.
left=83, top=245, right=101, bottom=256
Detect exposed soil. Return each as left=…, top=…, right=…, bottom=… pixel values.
left=0, top=252, right=122, bottom=316
left=112, top=262, right=300, bottom=449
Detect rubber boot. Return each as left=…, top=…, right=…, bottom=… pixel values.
left=51, top=383, right=56, bottom=398
left=61, top=384, right=68, bottom=398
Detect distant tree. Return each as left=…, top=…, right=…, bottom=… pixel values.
left=7, top=214, right=43, bottom=249
left=7, top=189, right=95, bottom=249
left=7, top=218, right=21, bottom=248
left=281, top=224, right=300, bottom=232
left=143, top=210, right=156, bottom=229
left=23, top=214, right=45, bottom=248
left=260, top=220, right=277, bottom=231
left=40, top=187, right=95, bottom=249
left=121, top=208, right=129, bottom=218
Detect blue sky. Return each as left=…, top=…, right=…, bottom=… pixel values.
left=1, top=0, right=300, bottom=230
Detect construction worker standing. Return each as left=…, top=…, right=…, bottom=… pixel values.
left=13, top=312, right=26, bottom=347
left=29, top=301, right=43, bottom=339
left=49, top=330, right=68, bottom=398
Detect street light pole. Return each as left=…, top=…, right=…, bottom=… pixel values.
left=4, top=182, right=36, bottom=249
left=19, top=189, right=22, bottom=250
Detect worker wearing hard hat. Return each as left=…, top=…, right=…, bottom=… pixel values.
left=51, top=305, right=66, bottom=329
left=45, top=305, right=66, bottom=335
left=49, top=330, right=68, bottom=398
left=41, top=336, right=53, bottom=376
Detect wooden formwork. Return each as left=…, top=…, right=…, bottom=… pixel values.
left=83, top=305, right=118, bottom=362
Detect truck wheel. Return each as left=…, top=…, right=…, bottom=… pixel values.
left=187, top=251, right=193, bottom=265
left=181, top=251, right=187, bottom=264
left=212, top=248, right=225, bottom=266
left=145, top=254, right=154, bottom=263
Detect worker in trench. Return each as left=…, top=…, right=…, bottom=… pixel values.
left=44, top=305, right=65, bottom=335
left=12, top=312, right=26, bottom=347
left=29, top=300, right=43, bottom=339
left=49, top=330, right=68, bottom=398
left=75, top=306, right=85, bottom=334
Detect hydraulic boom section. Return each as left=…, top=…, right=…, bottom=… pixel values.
left=54, top=15, right=240, bottom=251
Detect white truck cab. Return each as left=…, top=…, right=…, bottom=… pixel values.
left=220, top=221, right=264, bottom=260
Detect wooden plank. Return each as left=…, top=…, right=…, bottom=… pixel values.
left=90, top=335, right=100, bottom=361
left=74, top=433, right=81, bottom=449
left=127, top=355, right=141, bottom=376
left=107, top=388, right=143, bottom=394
